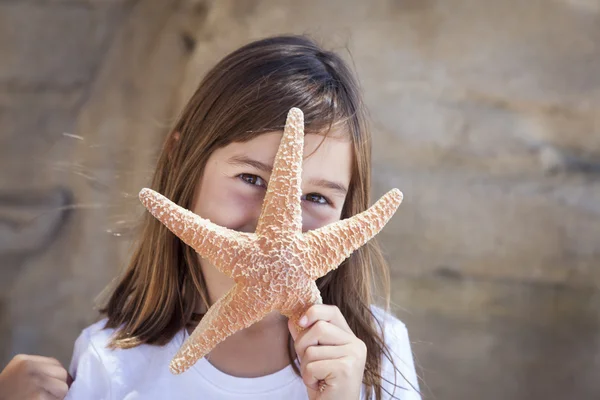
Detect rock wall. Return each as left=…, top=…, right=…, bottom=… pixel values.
left=1, top=0, right=598, bottom=399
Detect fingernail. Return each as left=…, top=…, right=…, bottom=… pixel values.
left=299, top=316, right=308, bottom=327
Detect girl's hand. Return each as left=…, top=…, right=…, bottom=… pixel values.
left=0, top=354, right=72, bottom=400
left=288, top=305, right=366, bottom=400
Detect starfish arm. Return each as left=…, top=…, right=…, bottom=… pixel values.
left=281, top=281, right=322, bottom=329
left=255, top=108, right=304, bottom=239
left=139, top=188, right=253, bottom=279
left=302, top=189, right=403, bottom=278
left=169, top=285, right=270, bottom=374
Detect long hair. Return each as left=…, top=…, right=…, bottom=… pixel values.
left=101, top=35, right=398, bottom=399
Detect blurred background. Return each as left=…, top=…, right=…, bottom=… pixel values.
left=1, top=0, right=600, bottom=398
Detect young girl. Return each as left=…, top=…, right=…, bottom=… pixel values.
left=57, top=35, right=418, bottom=399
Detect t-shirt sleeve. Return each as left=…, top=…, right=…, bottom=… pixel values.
left=380, top=315, right=421, bottom=400
left=65, top=327, right=112, bottom=400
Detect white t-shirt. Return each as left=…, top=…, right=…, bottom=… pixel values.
left=65, top=308, right=420, bottom=400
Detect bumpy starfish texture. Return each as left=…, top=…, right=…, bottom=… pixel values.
left=139, top=108, right=403, bottom=375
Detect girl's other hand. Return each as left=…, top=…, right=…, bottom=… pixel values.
left=289, top=305, right=366, bottom=400
left=0, top=354, right=72, bottom=400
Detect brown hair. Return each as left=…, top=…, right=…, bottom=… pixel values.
left=102, top=35, right=403, bottom=399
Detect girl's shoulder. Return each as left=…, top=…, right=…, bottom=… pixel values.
left=66, top=318, right=178, bottom=399
left=65, top=318, right=114, bottom=398
left=69, top=317, right=176, bottom=372
left=72, top=318, right=114, bottom=355
left=371, top=306, right=406, bottom=327
left=370, top=305, right=410, bottom=343
left=370, top=306, right=421, bottom=399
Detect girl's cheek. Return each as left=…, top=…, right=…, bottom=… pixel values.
left=301, top=206, right=340, bottom=232
left=216, top=189, right=264, bottom=232
left=301, top=211, right=318, bottom=232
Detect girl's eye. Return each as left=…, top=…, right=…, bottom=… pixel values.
left=239, top=173, right=266, bottom=188
left=239, top=174, right=330, bottom=205
left=303, top=193, right=329, bottom=205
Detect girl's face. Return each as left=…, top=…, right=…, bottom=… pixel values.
left=191, top=130, right=352, bottom=301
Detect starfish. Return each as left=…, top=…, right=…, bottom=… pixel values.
left=139, top=108, right=403, bottom=374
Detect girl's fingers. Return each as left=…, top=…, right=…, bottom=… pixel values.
left=301, top=344, right=349, bottom=364
left=40, top=376, right=69, bottom=399
left=23, top=357, right=71, bottom=396
left=37, top=392, right=58, bottom=400
left=301, top=358, right=353, bottom=393
left=301, top=359, right=332, bottom=392
left=41, top=364, right=70, bottom=382
left=15, top=354, right=62, bottom=367
left=294, top=320, right=353, bottom=362
left=287, top=306, right=368, bottom=400
left=299, top=305, right=352, bottom=334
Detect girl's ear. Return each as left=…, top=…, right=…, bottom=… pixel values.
left=167, top=131, right=181, bottom=159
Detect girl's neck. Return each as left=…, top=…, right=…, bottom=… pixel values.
left=186, top=311, right=292, bottom=378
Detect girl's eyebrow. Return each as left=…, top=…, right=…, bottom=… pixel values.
left=308, top=178, right=348, bottom=196
left=227, top=155, right=272, bottom=174
left=227, top=155, right=348, bottom=196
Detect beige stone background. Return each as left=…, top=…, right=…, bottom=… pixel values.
left=1, top=0, right=600, bottom=398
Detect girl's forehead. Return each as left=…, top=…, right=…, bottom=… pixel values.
left=221, top=130, right=351, bottom=160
